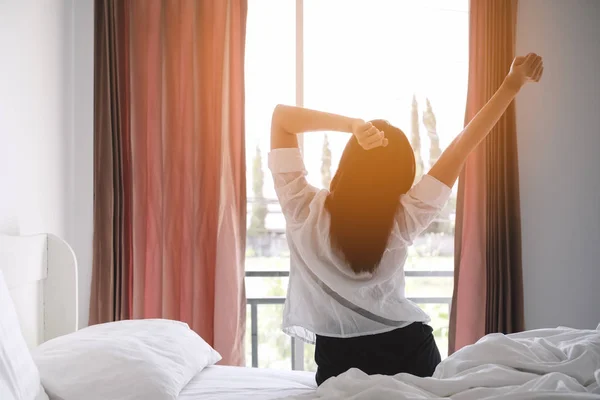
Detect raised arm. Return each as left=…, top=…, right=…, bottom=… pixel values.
left=270, top=104, right=388, bottom=150
left=428, top=53, right=544, bottom=187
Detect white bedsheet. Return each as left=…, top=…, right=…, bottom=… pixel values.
left=178, top=365, right=316, bottom=400
left=290, top=326, right=600, bottom=399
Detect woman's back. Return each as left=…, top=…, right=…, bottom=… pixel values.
left=268, top=146, right=451, bottom=345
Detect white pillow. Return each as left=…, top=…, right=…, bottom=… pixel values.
left=32, top=319, right=221, bottom=400
left=0, top=270, right=49, bottom=400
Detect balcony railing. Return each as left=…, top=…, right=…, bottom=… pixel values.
left=245, top=269, right=453, bottom=371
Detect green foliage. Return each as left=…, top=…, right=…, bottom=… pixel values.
left=411, top=95, right=425, bottom=180
left=321, top=134, right=332, bottom=189
left=423, top=98, right=441, bottom=168
left=424, top=192, right=456, bottom=235
left=248, top=145, right=267, bottom=237
left=304, top=343, right=317, bottom=371
left=249, top=279, right=291, bottom=369
left=267, top=281, right=291, bottom=366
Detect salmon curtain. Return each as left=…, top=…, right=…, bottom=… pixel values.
left=90, top=0, right=248, bottom=366
left=448, top=0, right=524, bottom=354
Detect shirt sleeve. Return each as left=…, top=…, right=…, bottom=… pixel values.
left=268, top=148, right=319, bottom=227
left=393, top=174, right=452, bottom=245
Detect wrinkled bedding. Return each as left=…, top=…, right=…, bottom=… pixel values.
left=288, top=325, right=600, bottom=399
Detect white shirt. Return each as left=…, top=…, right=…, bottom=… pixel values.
left=268, top=147, right=452, bottom=344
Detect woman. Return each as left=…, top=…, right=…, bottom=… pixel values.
left=269, top=54, right=543, bottom=385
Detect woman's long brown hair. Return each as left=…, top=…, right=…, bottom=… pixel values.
left=325, top=120, right=416, bottom=274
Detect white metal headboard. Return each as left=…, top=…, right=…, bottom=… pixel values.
left=0, top=234, right=79, bottom=349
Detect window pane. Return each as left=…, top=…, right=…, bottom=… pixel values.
left=406, top=276, right=453, bottom=298
left=245, top=0, right=468, bottom=370
left=419, top=303, right=451, bottom=358
left=245, top=0, right=295, bottom=201
left=304, top=343, right=317, bottom=372
left=257, top=304, right=291, bottom=369
left=244, top=0, right=295, bottom=369
left=244, top=277, right=289, bottom=298
left=303, top=0, right=468, bottom=190
left=245, top=0, right=295, bottom=260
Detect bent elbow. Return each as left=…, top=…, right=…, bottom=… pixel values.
left=272, top=104, right=287, bottom=121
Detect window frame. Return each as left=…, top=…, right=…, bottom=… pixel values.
left=245, top=0, right=463, bottom=371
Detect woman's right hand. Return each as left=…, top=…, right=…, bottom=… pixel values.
left=351, top=119, right=388, bottom=150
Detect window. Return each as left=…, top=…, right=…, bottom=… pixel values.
left=245, top=0, right=468, bottom=370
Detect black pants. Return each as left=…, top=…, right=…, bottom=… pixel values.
left=314, top=322, right=441, bottom=386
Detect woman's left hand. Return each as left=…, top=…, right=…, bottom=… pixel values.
left=506, top=53, right=544, bottom=90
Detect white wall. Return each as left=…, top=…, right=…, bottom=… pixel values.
left=71, top=0, right=94, bottom=329
left=516, top=0, right=600, bottom=330
left=0, top=0, right=94, bottom=328
left=0, top=0, right=73, bottom=237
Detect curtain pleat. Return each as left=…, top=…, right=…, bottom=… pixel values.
left=449, top=0, right=524, bottom=355
left=91, top=0, right=248, bottom=366
left=90, top=0, right=131, bottom=324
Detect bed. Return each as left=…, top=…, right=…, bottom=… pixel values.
left=180, top=366, right=315, bottom=399
left=0, top=233, right=316, bottom=400
left=2, top=233, right=600, bottom=400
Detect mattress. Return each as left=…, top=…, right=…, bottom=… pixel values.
left=178, top=365, right=317, bottom=400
